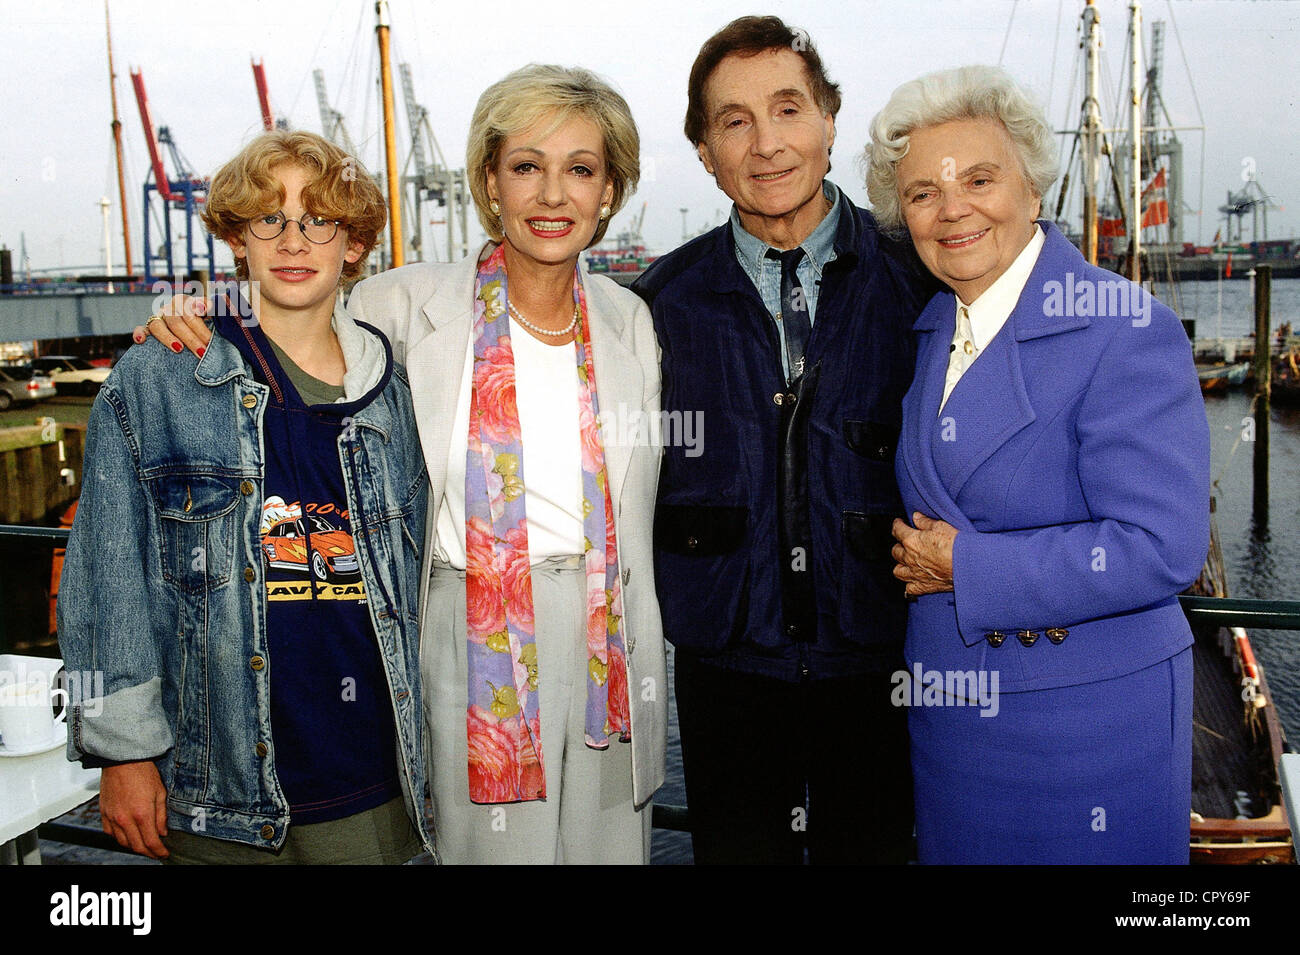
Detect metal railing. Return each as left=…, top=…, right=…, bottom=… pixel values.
left=1, top=525, right=72, bottom=543
left=1179, top=596, right=1300, bottom=631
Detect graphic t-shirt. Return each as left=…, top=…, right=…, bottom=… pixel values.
left=218, top=314, right=403, bottom=826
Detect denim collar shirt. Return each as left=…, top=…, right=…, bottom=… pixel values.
left=730, top=180, right=842, bottom=379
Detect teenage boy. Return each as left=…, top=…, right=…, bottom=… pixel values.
left=59, top=131, right=432, bottom=864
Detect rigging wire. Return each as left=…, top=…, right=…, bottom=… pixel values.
left=1051, top=4, right=1082, bottom=223
left=103, top=143, right=117, bottom=269
left=405, top=0, right=429, bottom=109
left=1106, top=22, right=1125, bottom=147
left=288, top=0, right=349, bottom=124
left=336, top=1, right=364, bottom=118
left=360, top=14, right=379, bottom=174
left=997, top=0, right=1020, bottom=65
left=1165, top=0, right=1206, bottom=127
left=1046, top=0, right=1065, bottom=119
left=326, top=0, right=368, bottom=157
left=1167, top=0, right=1207, bottom=246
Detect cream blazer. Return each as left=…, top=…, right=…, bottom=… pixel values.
left=347, top=248, right=667, bottom=807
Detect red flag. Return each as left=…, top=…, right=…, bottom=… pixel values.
left=1141, top=167, right=1169, bottom=229
left=1100, top=217, right=1126, bottom=237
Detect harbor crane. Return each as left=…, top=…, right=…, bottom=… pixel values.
left=399, top=62, right=469, bottom=262
left=129, top=69, right=215, bottom=285
left=610, top=201, right=647, bottom=248
left=251, top=58, right=288, bottom=131
left=313, top=69, right=359, bottom=157
left=1134, top=20, right=1184, bottom=246
left=1219, top=176, right=1281, bottom=244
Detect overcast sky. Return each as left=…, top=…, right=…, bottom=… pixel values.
left=2, top=0, right=1298, bottom=274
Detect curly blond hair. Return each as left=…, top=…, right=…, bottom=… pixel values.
left=201, top=130, right=386, bottom=284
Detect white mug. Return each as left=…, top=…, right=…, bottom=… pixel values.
left=0, top=678, right=67, bottom=751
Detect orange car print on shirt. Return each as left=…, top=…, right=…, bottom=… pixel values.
left=259, top=496, right=367, bottom=602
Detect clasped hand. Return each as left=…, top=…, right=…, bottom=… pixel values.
left=891, top=512, right=957, bottom=597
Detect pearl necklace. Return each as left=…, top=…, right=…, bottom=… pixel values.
left=508, top=300, right=580, bottom=338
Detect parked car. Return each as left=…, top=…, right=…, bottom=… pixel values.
left=31, top=356, right=111, bottom=396
left=0, top=367, right=57, bottom=409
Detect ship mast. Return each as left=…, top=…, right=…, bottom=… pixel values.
left=1128, top=0, right=1143, bottom=282
left=104, top=0, right=132, bottom=277
left=375, top=0, right=404, bottom=269
left=1081, top=0, right=1102, bottom=266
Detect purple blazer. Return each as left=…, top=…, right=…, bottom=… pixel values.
left=895, top=222, right=1209, bottom=693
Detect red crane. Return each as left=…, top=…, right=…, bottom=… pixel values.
left=128, top=68, right=213, bottom=283
left=129, top=68, right=179, bottom=202
left=251, top=58, right=274, bottom=132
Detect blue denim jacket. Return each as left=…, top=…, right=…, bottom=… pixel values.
left=57, top=321, right=432, bottom=855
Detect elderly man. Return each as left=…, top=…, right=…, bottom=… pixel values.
left=633, top=15, right=932, bottom=864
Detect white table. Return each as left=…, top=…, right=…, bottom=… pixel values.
left=0, top=654, right=100, bottom=864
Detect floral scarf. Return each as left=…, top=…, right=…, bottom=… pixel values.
left=465, top=244, right=630, bottom=804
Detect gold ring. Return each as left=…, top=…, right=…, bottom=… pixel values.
left=144, top=314, right=164, bottom=328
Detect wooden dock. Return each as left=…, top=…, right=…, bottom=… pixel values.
left=0, top=424, right=83, bottom=525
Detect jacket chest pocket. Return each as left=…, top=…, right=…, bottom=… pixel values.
left=150, top=474, right=243, bottom=594
left=843, top=419, right=900, bottom=463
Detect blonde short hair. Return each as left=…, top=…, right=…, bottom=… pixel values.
left=864, top=65, right=1058, bottom=237
left=466, top=64, right=640, bottom=246
left=201, top=130, right=386, bottom=283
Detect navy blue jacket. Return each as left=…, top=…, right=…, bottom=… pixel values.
left=633, top=195, right=933, bottom=680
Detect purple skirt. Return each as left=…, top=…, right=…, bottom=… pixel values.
left=908, top=648, right=1192, bottom=864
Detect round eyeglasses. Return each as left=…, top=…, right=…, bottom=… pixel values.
left=248, top=212, right=341, bottom=244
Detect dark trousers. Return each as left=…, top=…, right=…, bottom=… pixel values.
left=674, top=652, right=914, bottom=865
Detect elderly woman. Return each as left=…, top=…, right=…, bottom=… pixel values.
left=141, top=65, right=666, bottom=864
left=864, top=65, right=1208, bottom=864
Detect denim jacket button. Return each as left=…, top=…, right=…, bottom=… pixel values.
left=242, top=394, right=258, bottom=409
left=259, top=825, right=275, bottom=840
left=249, top=655, right=265, bottom=671
left=255, top=741, right=268, bottom=757
left=243, top=566, right=256, bottom=582
left=240, top=480, right=254, bottom=495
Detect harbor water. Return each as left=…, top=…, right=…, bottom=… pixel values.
left=1155, top=276, right=1300, bottom=758
left=1154, top=270, right=1300, bottom=342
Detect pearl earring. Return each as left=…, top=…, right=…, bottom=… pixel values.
left=599, top=204, right=611, bottom=220
left=489, top=199, right=501, bottom=216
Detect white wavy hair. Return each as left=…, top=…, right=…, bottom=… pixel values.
left=864, top=65, right=1058, bottom=237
